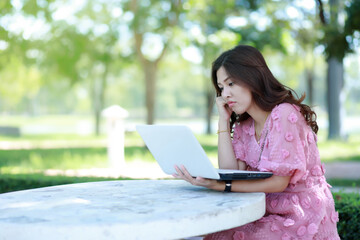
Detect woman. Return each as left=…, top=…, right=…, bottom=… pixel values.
left=174, top=45, right=340, bottom=239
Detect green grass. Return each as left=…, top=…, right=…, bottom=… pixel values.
left=0, top=115, right=93, bottom=127
left=0, top=131, right=359, bottom=185
left=318, top=139, right=360, bottom=162
left=0, top=145, right=216, bottom=175
left=0, top=146, right=162, bottom=174
left=0, top=133, right=105, bottom=141
left=0, top=132, right=219, bottom=175
left=0, top=147, right=108, bottom=173
left=327, top=179, right=360, bottom=188
left=1, top=114, right=360, bottom=164
left=1, top=131, right=359, bottom=170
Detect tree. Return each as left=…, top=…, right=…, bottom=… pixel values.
left=316, top=0, right=356, bottom=139
left=0, top=0, right=45, bottom=113
left=124, top=0, right=182, bottom=124
left=74, top=1, right=126, bottom=135
left=184, top=0, right=293, bottom=134
left=284, top=3, right=322, bottom=107
left=184, top=0, right=239, bottom=134
left=0, top=56, right=42, bottom=112
left=295, top=27, right=318, bottom=106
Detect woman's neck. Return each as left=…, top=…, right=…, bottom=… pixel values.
left=248, top=105, right=271, bottom=138
left=248, top=105, right=270, bottom=128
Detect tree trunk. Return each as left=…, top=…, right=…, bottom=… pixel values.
left=144, top=62, right=157, bottom=125
left=326, top=0, right=344, bottom=140
left=206, top=89, right=214, bottom=134
left=133, top=32, right=166, bottom=125
left=305, top=68, right=314, bottom=106
left=203, top=44, right=215, bottom=135
left=327, top=57, right=343, bottom=139
left=94, top=63, right=109, bottom=135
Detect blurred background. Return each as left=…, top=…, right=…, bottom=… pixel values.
left=0, top=0, right=360, bottom=190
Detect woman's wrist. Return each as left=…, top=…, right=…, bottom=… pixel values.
left=217, top=130, right=229, bottom=134
left=219, top=117, right=231, bottom=124
left=218, top=119, right=230, bottom=131
left=212, top=181, right=226, bottom=191
left=218, top=122, right=230, bottom=133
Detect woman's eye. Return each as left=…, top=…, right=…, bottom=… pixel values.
left=219, top=87, right=223, bottom=91
left=229, top=82, right=234, bottom=86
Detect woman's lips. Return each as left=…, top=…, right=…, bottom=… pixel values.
left=227, top=101, right=236, bottom=108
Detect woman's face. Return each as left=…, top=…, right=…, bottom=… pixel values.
left=216, top=66, right=253, bottom=115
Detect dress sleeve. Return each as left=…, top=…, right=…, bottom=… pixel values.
left=258, top=104, right=307, bottom=184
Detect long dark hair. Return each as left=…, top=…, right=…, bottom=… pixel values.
left=211, top=45, right=318, bottom=134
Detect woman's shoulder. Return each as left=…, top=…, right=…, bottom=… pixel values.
left=270, top=103, right=309, bottom=132
left=271, top=103, right=302, bottom=120
left=274, top=102, right=300, bottom=113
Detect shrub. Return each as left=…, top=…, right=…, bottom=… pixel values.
left=333, top=192, right=360, bottom=240
left=0, top=174, right=131, bottom=194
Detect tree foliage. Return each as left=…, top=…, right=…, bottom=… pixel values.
left=0, top=0, right=359, bottom=135
left=317, top=0, right=360, bottom=60
left=345, top=0, right=360, bottom=50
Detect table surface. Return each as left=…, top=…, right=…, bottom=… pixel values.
left=0, top=180, right=265, bottom=240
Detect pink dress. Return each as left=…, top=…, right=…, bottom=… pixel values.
left=205, top=103, right=340, bottom=240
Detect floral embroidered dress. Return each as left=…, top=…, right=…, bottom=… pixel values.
left=205, top=103, right=340, bottom=240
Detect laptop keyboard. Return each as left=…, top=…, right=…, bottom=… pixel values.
left=217, top=169, right=247, bottom=173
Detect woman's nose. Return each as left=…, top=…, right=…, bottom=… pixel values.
left=222, top=87, right=231, bottom=97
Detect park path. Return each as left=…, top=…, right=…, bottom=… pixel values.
left=324, top=162, right=360, bottom=194
left=324, top=162, right=360, bottom=179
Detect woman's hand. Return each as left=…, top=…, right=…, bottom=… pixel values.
left=173, top=165, right=223, bottom=190
left=215, top=96, right=233, bottom=122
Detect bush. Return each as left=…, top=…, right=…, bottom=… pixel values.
left=333, top=192, right=360, bottom=240
left=0, top=174, right=131, bottom=194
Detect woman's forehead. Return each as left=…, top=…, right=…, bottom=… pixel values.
left=217, top=67, right=230, bottom=84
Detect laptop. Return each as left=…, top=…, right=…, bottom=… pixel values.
left=136, top=125, right=273, bottom=180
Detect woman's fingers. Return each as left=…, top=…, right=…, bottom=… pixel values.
left=174, top=165, right=189, bottom=179
left=174, top=165, right=196, bottom=184
left=216, top=97, right=232, bottom=120
left=181, top=165, right=193, bottom=179
left=174, top=165, right=218, bottom=189
left=174, top=165, right=184, bottom=178
left=215, top=97, right=226, bottom=108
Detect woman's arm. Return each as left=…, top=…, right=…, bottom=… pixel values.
left=217, top=118, right=244, bottom=170
left=174, top=165, right=290, bottom=193
left=212, top=175, right=291, bottom=193
left=216, top=96, right=246, bottom=170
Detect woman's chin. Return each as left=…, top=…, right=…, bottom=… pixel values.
left=232, top=109, right=244, bottom=115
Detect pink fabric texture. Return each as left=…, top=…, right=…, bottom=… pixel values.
left=205, top=103, right=340, bottom=240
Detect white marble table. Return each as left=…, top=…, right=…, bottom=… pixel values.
left=0, top=180, right=265, bottom=240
